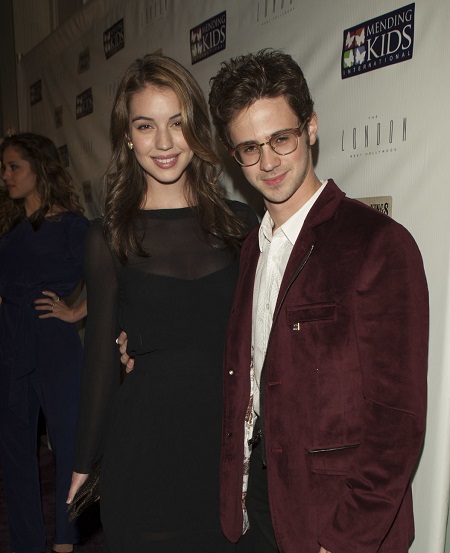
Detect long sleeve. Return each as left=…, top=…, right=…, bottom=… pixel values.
left=73, top=219, right=121, bottom=473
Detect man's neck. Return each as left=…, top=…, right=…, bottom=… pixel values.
left=266, top=175, right=323, bottom=232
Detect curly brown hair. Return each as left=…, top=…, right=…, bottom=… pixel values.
left=0, top=133, right=84, bottom=233
left=209, top=49, right=315, bottom=149
left=103, top=53, right=245, bottom=264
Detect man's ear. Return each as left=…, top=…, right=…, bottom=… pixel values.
left=307, top=112, right=318, bottom=146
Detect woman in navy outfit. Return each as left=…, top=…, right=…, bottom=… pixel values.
left=0, top=133, right=89, bottom=553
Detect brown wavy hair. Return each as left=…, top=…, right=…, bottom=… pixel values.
left=103, top=53, right=244, bottom=264
left=209, top=49, right=315, bottom=148
left=0, top=133, right=84, bottom=233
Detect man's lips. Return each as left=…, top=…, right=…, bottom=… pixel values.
left=262, top=171, right=288, bottom=187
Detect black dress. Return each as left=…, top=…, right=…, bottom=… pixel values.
left=74, top=202, right=257, bottom=552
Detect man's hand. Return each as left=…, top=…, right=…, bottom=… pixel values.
left=116, top=331, right=134, bottom=373
left=66, top=471, right=89, bottom=504
left=319, top=547, right=332, bottom=553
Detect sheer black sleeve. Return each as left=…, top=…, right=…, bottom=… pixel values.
left=73, top=219, right=121, bottom=473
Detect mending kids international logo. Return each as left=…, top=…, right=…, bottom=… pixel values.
left=190, top=11, right=226, bottom=65
left=342, top=3, right=414, bottom=79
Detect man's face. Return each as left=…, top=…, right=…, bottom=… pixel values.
left=228, top=96, right=318, bottom=222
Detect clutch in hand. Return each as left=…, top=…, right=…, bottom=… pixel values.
left=67, top=459, right=101, bottom=522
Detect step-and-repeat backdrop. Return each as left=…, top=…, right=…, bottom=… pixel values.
left=16, top=0, right=450, bottom=550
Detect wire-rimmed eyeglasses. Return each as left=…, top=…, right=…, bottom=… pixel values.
left=230, top=121, right=307, bottom=167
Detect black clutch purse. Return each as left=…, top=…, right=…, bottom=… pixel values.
left=67, top=459, right=101, bottom=522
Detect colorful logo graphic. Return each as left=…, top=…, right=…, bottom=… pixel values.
left=190, top=11, right=226, bottom=65
left=342, top=3, right=415, bottom=79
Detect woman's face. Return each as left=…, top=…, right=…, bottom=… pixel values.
left=128, top=86, right=194, bottom=198
left=1, top=146, right=40, bottom=207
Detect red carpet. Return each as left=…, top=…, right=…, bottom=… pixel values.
left=0, top=442, right=104, bottom=552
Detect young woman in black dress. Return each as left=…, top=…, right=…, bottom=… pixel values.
left=68, top=54, right=257, bottom=552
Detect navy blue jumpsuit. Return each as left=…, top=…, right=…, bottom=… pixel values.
left=0, top=212, right=89, bottom=553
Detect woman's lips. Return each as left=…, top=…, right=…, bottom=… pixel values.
left=152, top=154, right=179, bottom=169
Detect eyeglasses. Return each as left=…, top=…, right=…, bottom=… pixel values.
left=230, top=122, right=307, bottom=167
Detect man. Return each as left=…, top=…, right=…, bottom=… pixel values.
left=207, top=49, right=428, bottom=553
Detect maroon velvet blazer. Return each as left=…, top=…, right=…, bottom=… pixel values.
left=221, top=180, right=428, bottom=553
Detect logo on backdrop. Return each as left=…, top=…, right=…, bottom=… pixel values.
left=256, top=0, right=296, bottom=25
left=55, top=106, right=63, bottom=128
left=190, top=11, right=226, bottom=65
left=82, top=180, right=93, bottom=203
left=76, top=88, right=93, bottom=119
left=342, top=3, right=414, bottom=79
left=357, top=196, right=393, bottom=217
left=58, top=145, right=69, bottom=168
left=341, top=114, right=408, bottom=159
left=104, top=18, right=125, bottom=59
left=30, top=80, right=42, bottom=106
left=78, top=47, right=90, bottom=73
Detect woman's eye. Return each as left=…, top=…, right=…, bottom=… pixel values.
left=172, top=120, right=182, bottom=128
left=137, top=123, right=152, bottom=130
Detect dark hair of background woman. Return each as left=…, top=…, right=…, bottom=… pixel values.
left=0, top=132, right=84, bottom=233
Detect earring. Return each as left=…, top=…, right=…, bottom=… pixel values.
left=127, top=140, right=134, bottom=150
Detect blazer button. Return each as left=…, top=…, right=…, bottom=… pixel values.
left=228, top=370, right=234, bottom=375
left=227, top=432, right=232, bottom=437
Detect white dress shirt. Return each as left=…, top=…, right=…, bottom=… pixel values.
left=251, top=181, right=327, bottom=416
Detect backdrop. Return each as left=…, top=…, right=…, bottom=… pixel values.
left=16, top=0, right=450, bottom=550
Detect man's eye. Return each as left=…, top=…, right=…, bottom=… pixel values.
left=241, top=144, right=259, bottom=155
left=272, top=134, right=290, bottom=145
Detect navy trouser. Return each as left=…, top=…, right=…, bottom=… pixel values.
left=0, top=364, right=80, bottom=553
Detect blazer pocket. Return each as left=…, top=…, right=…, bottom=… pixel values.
left=286, top=302, right=337, bottom=326
left=306, top=443, right=360, bottom=475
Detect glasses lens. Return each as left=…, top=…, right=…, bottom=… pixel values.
left=234, top=144, right=260, bottom=166
left=270, top=131, right=298, bottom=155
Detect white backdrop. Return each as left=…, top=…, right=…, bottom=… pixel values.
left=16, top=1, right=450, bottom=550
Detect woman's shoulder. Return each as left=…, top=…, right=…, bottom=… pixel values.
left=56, top=210, right=90, bottom=229
left=225, top=199, right=260, bottom=233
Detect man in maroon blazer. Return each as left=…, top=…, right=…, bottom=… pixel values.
left=208, top=49, right=429, bottom=553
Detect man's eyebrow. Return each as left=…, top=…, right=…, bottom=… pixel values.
left=131, top=113, right=182, bottom=123
left=235, top=126, right=299, bottom=146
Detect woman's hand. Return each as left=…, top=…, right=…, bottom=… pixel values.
left=34, top=292, right=87, bottom=323
left=66, top=471, right=89, bottom=504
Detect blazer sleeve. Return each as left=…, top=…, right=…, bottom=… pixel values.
left=319, top=220, right=429, bottom=552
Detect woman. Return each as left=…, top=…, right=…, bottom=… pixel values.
left=68, top=54, right=257, bottom=552
left=0, top=133, right=89, bottom=553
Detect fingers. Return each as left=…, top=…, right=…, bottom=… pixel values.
left=125, top=358, right=135, bottom=373
left=115, top=330, right=128, bottom=346
left=67, top=471, right=89, bottom=504
left=116, top=331, right=134, bottom=372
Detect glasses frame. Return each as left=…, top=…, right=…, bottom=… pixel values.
left=230, top=121, right=307, bottom=167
